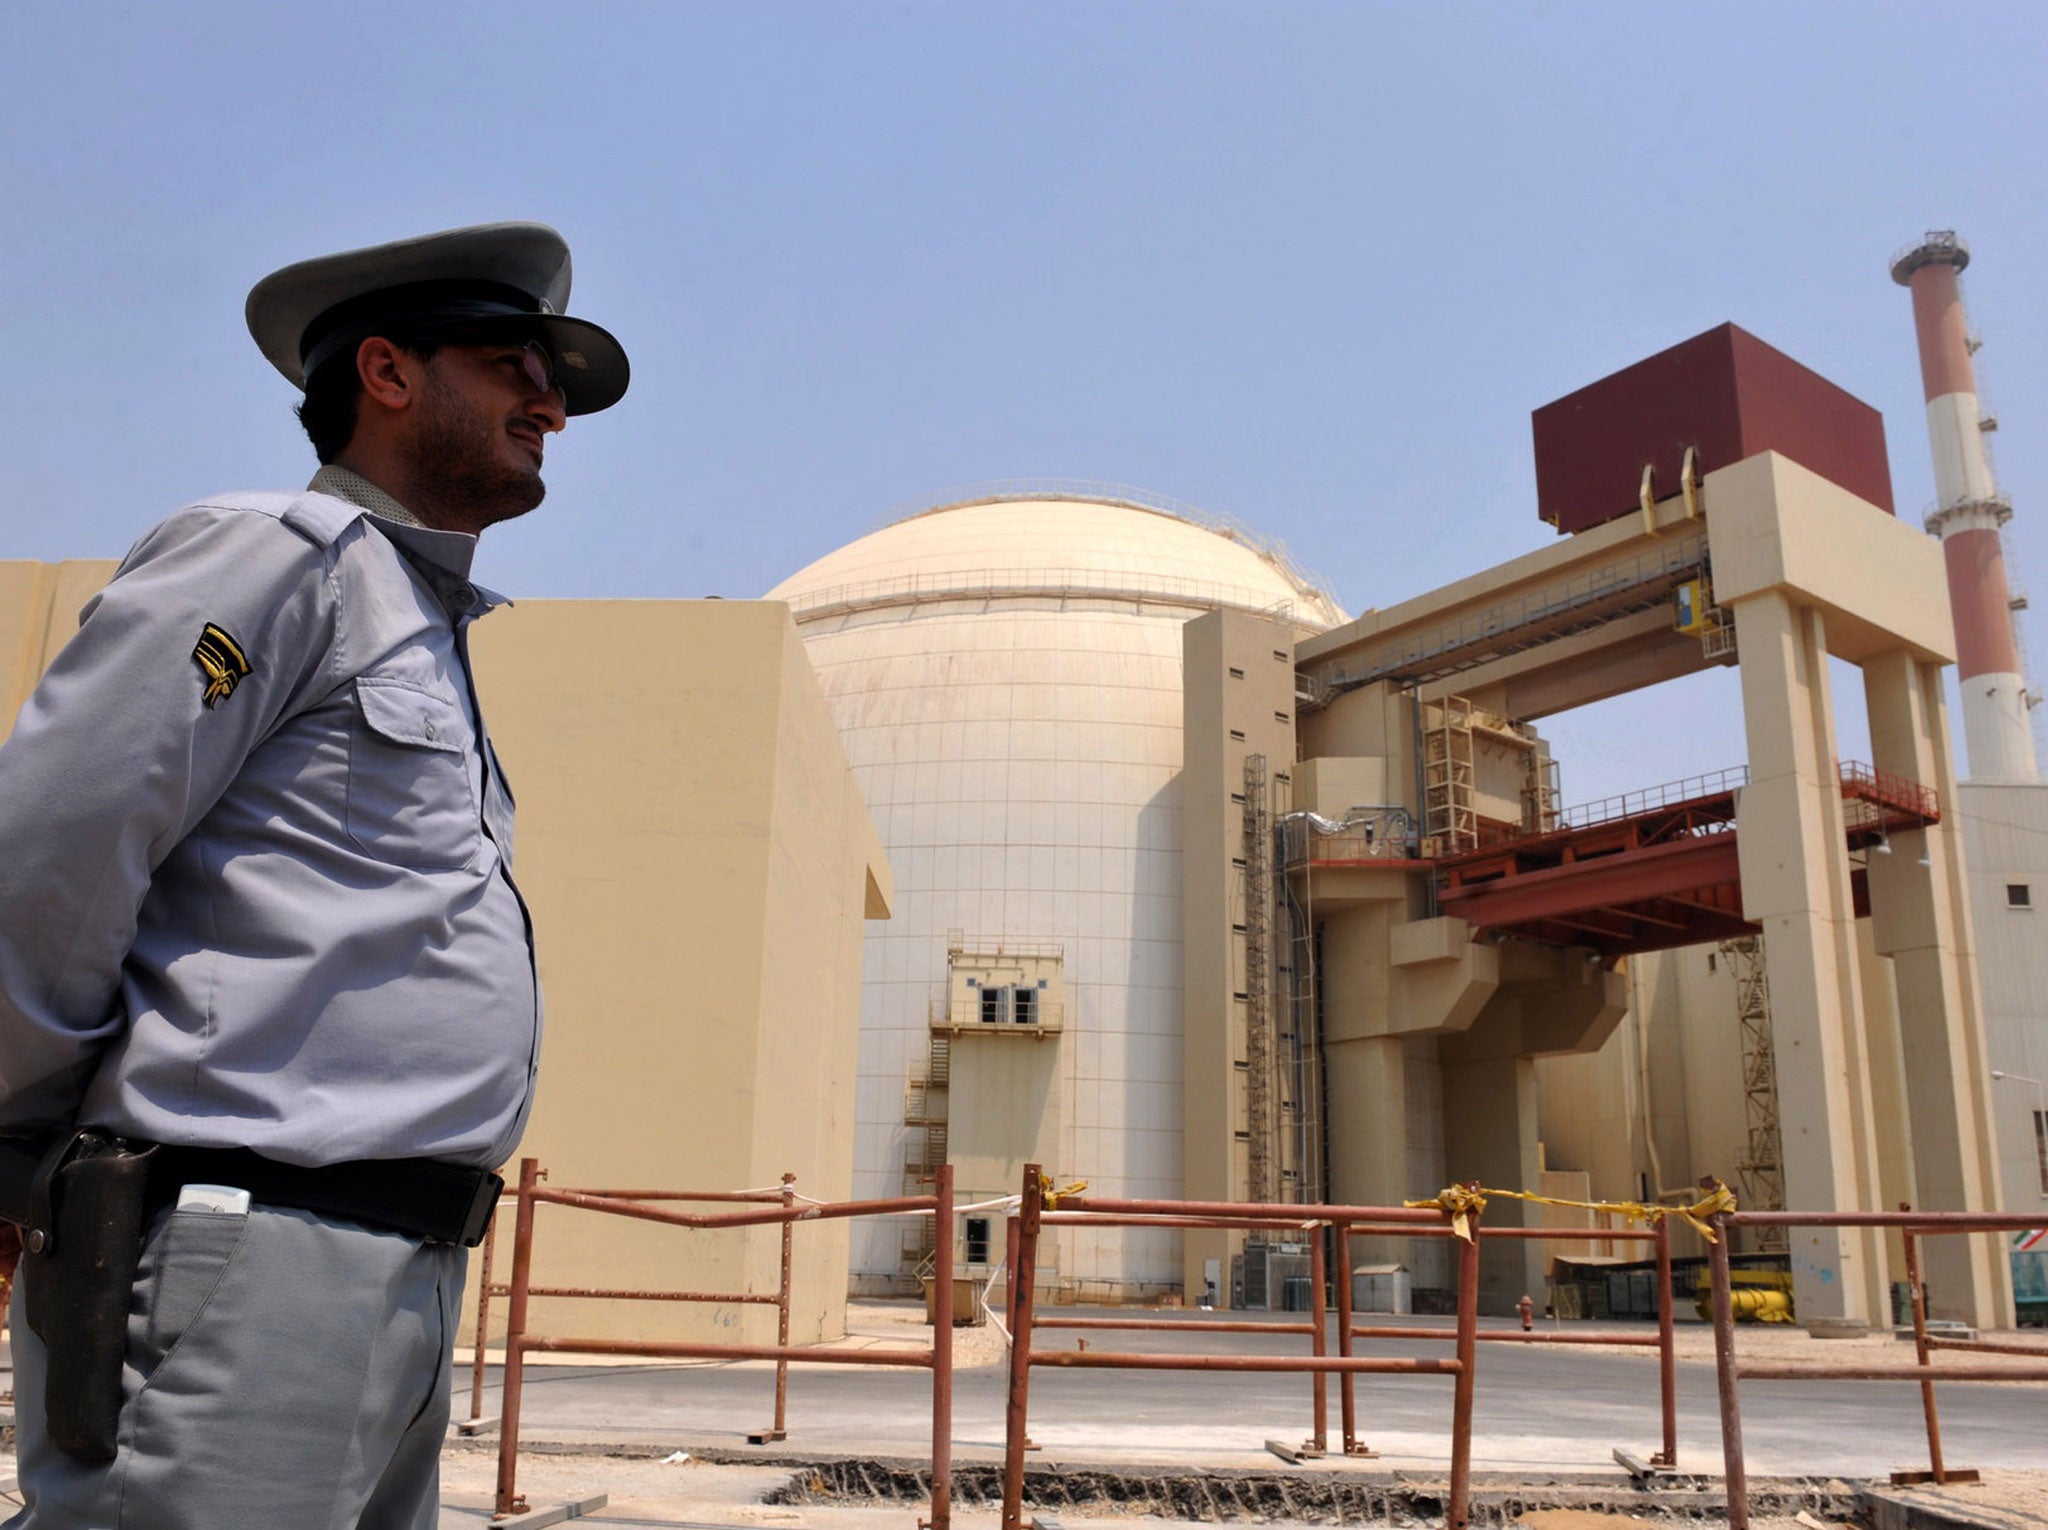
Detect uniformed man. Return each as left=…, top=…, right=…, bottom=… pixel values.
left=0, top=223, right=628, bottom=1528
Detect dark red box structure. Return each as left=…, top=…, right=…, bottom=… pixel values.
left=1531, top=322, right=1894, bottom=534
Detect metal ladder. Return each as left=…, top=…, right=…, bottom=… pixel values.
left=1243, top=753, right=1276, bottom=1206
left=1424, top=696, right=1478, bottom=851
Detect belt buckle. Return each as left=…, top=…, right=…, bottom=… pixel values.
left=458, top=1169, right=505, bottom=1247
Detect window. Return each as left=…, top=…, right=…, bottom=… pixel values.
left=965, top=1217, right=991, bottom=1266
left=980, top=986, right=1003, bottom=1025
left=2037, top=1111, right=2048, bottom=1196
left=1012, top=987, right=1036, bottom=1025
left=1274, top=711, right=1291, bottom=725
left=1228, top=667, right=1245, bottom=680
left=1229, top=729, right=1246, bottom=741
left=2009, top=883, right=2033, bottom=909
left=1273, top=650, right=1289, bottom=663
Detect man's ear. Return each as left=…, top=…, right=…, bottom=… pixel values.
left=355, top=337, right=418, bottom=414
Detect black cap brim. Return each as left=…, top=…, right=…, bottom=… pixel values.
left=532, top=315, right=630, bottom=416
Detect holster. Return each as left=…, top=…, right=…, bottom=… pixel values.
left=8, top=1129, right=157, bottom=1463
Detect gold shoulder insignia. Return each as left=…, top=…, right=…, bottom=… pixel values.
left=192, top=622, right=252, bottom=707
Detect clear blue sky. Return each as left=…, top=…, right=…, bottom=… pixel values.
left=5, top=3, right=2044, bottom=806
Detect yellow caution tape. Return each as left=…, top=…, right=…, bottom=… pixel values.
left=1403, top=1183, right=1489, bottom=1242
left=1038, top=1171, right=1090, bottom=1208
left=1407, top=1179, right=1737, bottom=1244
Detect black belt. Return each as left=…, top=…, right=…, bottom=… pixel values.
left=149, top=1146, right=502, bottom=1248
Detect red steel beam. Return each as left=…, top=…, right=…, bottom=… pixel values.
left=1440, top=834, right=1741, bottom=930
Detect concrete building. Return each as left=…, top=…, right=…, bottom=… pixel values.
left=1275, top=437, right=2008, bottom=1326
left=765, top=488, right=1344, bottom=1298
left=1953, top=786, right=2048, bottom=1265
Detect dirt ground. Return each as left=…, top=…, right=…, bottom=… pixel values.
left=435, top=1450, right=2048, bottom=1528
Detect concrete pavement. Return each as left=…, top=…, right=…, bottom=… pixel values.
left=465, top=1306, right=2048, bottom=1480
left=450, top=1305, right=2048, bottom=1526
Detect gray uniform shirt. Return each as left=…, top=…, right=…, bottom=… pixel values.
left=0, top=475, right=537, bottom=1169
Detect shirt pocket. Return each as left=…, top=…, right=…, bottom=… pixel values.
left=347, top=678, right=482, bottom=872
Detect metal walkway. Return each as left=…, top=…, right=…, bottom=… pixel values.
left=1428, top=762, right=1939, bottom=959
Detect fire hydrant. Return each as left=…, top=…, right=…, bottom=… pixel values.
left=1517, top=1293, right=1534, bottom=1331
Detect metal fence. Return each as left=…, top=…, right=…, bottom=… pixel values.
left=999, top=1166, right=1479, bottom=1530
left=1706, top=1199, right=2048, bottom=1526
left=488, top=1160, right=958, bottom=1527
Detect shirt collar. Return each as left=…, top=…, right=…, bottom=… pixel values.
left=308, top=462, right=423, bottom=528
left=306, top=464, right=508, bottom=615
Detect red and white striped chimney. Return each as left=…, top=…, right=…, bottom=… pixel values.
left=1892, top=231, right=2038, bottom=783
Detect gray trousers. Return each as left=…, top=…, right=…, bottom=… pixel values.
left=7, top=1203, right=466, bottom=1529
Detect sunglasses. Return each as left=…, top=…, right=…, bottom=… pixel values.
left=509, top=339, right=566, bottom=403
left=409, top=320, right=565, bottom=404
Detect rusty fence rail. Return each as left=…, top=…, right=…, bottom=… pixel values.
left=490, top=1158, right=957, bottom=1526
left=466, top=1175, right=797, bottom=1441
left=1000, top=1165, right=1482, bottom=1530
left=1710, top=1203, right=2048, bottom=1529
left=1333, top=1218, right=1681, bottom=1470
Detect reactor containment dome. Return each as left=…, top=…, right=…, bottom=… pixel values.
left=767, top=484, right=1344, bottom=1297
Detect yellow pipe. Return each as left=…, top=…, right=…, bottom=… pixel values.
left=1693, top=1285, right=1794, bottom=1324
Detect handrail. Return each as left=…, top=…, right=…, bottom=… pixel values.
left=1549, top=765, right=1750, bottom=834
left=1000, top=1166, right=1479, bottom=1530
left=1329, top=1217, right=1680, bottom=1470
left=778, top=564, right=1329, bottom=627
left=870, top=478, right=1340, bottom=614
left=491, top=1161, right=957, bottom=1528
left=1318, top=534, right=1709, bottom=692
left=1316, top=758, right=1940, bottom=867
left=1708, top=1199, right=2048, bottom=1526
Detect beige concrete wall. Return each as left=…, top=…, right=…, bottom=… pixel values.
left=1, top=560, right=121, bottom=743
left=1956, top=782, right=2048, bottom=1221
left=935, top=944, right=1065, bottom=1277
left=1180, top=608, right=1302, bottom=1297
left=1538, top=946, right=1778, bottom=1264
left=1537, top=919, right=1957, bottom=1280
left=1298, top=682, right=1416, bottom=813
left=1440, top=1010, right=1543, bottom=1309
left=1468, top=706, right=1538, bottom=830
left=948, top=1032, right=1061, bottom=1218
left=470, top=599, right=888, bottom=1345
left=1294, top=756, right=1388, bottom=819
